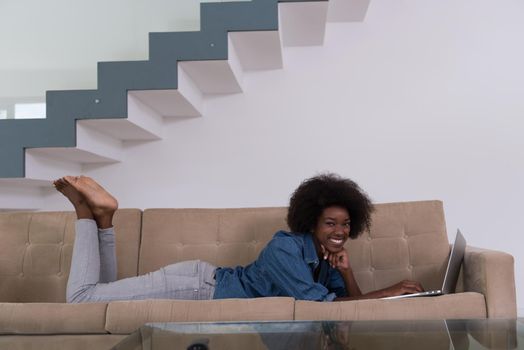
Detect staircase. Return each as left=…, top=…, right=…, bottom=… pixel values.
left=0, top=0, right=370, bottom=210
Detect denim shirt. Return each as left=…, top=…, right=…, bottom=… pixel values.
left=213, top=230, right=348, bottom=301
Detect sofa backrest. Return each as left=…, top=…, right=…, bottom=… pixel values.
left=139, top=208, right=289, bottom=275
left=0, top=209, right=142, bottom=302
left=139, top=201, right=450, bottom=293
left=348, top=200, right=450, bottom=293
left=0, top=200, right=450, bottom=302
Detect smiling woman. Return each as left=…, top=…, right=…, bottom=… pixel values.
left=56, top=172, right=423, bottom=303
left=285, top=174, right=423, bottom=301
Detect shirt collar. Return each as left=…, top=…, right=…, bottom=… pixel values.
left=303, top=233, right=320, bottom=267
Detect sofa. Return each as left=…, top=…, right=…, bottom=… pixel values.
left=0, top=200, right=517, bottom=349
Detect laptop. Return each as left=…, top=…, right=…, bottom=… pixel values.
left=381, top=229, right=466, bottom=300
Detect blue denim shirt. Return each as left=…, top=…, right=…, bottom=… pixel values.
left=213, top=231, right=348, bottom=301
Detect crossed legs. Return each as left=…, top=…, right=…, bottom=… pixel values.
left=55, top=176, right=119, bottom=301
left=56, top=176, right=217, bottom=303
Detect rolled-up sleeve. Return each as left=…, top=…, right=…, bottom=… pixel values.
left=260, top=237, right=333, bottom=301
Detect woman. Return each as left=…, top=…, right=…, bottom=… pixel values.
left=55, top=173, right=423, bottom=303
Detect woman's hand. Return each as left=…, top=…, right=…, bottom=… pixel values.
left=320, top=245, right=350, bottom=272
left=321, top=245, right=363, bottom=298
left=381, top=280, right=424, bottom=297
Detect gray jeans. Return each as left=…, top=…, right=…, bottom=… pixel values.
left=66, top=219, right=216, bottom=303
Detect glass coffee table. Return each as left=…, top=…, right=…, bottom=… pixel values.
left=112, top=319, right=523, bottom=350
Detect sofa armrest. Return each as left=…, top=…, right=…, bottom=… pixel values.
left=463, top=246, right=517, bottom=318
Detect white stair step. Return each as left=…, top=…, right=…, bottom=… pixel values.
left=79, top=117, right=161, bottom=141
left=24, top=150, right=84, bottom=184
left=327, top=0, right=371, bottom=22
left=75, top=121, right=123, bottom=161
left=0, top=182, right=45, bottom=211
left=0, top=178, right=51, bottom=188
left=80, top=93, right=165, bottom=141
left=24, top=122, right=122, bottom=182
left=2, top=151, right=93, bottom=210
left=229, top=31, right=283, bottom=71
left=33, top=120, right=125, bottom=163
left=78, top=72, right=204, bottom=140
left=278, top=1, right=329, bottom=47
left=130, top=90, right=201, bottom=119
left=178, top=36, right=243, bottom=95
left=130, top=63, right=204, bottom=119
left=27, top=147, right=118, bottom=166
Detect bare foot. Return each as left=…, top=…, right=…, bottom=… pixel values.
left=53, top=178, right=93, bottom=220
left=63, top=176, right=118, bottom=228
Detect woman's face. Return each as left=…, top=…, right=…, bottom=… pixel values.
left=313, top=206, right=351, bottom=254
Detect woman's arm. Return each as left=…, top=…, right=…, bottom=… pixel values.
left=322, top=246, right=424, bottom=301
left=334, top=280, right=424, bottom=301
left=322, top=245, right=362, bottom=297
left=337, top=267, right=362, bottom=298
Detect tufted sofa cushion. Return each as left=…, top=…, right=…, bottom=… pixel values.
left=0, top=209, right=142, bottom=303
left=348, top=200, right=450, bottom=293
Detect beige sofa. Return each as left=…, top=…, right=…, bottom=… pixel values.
left=0, top=200, right=517, bottom=349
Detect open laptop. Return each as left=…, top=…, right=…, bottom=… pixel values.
left=381, top=229, right=466, bottom=300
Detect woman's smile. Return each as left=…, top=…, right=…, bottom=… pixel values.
left=328, top=237, right=345, bottom=246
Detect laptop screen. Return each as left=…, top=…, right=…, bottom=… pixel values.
left=441, top=230, right=467, bottom=294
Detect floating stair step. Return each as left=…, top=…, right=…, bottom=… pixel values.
left=0, top=178, right=51, bottom=188
left=97, top=59, right=203, bottom=120
left=130, top=90, right=202, bottom=119
left=229, top=31, right=283, bottom=71
left=24, top=150, right=84, bottom=184
left=178, top=36, right=243, bottom=95
left=278, top=1, right=329, bottom=47
left=26, top=147, right=118, bottom=166
left=81, top=94, right=164, bottom=141
left=178, top=60, right=242, bottom=95
left=74, top=121, right=123, bottom=161
left=130, top=63, right=204, bottom=119
left=79, top=118, right=161, bottom=142
left=0, top=183, right=45, bottom=211
left=23, top=122, right=122, bottom=183
left=327, top=0, right=371, bottom=22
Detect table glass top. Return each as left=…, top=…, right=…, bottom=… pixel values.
left=112, top=319, right=524, bottom=350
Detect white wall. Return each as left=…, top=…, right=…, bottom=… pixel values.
left=18, top=0, right=524, bottom=314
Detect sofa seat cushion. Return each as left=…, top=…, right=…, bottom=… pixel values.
left=294, top=292, right=486, bottom=320
left=105, top=297, right=295, bottom=334
left=0, top=302, right=108, bottom=334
